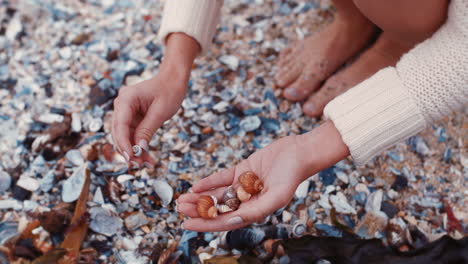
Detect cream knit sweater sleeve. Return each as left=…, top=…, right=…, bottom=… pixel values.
left=324, top=0, right=468, bottom=166
left=157, top=0, right=223, bottom=54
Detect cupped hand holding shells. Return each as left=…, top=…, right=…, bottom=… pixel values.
left=177, top=135, right=309, bottom=232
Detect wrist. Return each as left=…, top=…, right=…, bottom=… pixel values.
left=160, top=33, right=199, bottom=78
left=296, top=121, right=350, bottom=182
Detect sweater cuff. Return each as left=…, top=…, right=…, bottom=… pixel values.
left=323, top=67, right=427, bottom=166
left=158, top=0, right=222, bottom=54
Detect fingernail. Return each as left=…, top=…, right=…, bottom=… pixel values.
left=284, top=88, right=299, bottom=99
left=123, top=151, right=130, bottom=162
left=175, top=204, right=179, bottom=213
left=304, top=102, right=316, bottom=113
left=175, top=199, right=179, bottom=206
left=181, top=222, right=185, bottom=229
left=143, top=162, right=153, bottom=169
left=139, top=139, right=149, bottom=152
left=227, top=216, right=243, bottom=225
left=130, top=161, right=139, bottom=169
left=188, top=188, right=193, bottom=193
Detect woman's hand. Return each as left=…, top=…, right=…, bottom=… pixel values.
left=111, top=33, right=200, bottom=167
left=177, top=121, right=350, bottom=232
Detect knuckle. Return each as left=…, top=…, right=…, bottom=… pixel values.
left=135, top=127, right=153, bottom=140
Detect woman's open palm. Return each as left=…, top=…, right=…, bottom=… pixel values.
left=177, top=135, right=309, bottom=232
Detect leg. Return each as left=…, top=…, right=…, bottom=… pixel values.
left=275, top=0, right=376, bottom=101
left=302, top=0, right=449, bottom=117
left=352, top=0, right=448, bottom=46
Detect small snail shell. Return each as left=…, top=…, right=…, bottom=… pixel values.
left=132, top=145, right=142, bottom=157
left=222, top=186, right=240, bottom=210
left=292, top=220, right=307, bottom=237
left=236, top=186, right=251, bottom=202
left=197, top=195, right=218, bottom=219
left=222, top=186, right=237, bottom=201
left=239, top=171, right=263, bottom=194
left=217, top=204, right=233, bottom=214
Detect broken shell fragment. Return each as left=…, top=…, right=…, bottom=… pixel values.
left=236, top=186, right=252, bottom=203
left=132, top=145, right=142, bottom=157
left=217, top=204, right=233, bottom=214
left=197, top=195, right=218, bottom=219
left=239, top=171, right=263, bottom=194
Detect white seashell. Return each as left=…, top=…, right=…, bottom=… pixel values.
left=117, top=174, right=135, bottom=184
left=132, top=145, right=142, bottom=157
left=295, top=179, right=310, bottom=199
left=16, top=176, right=40, bottom=192
left=71, top=112, right=82, bottom=132
left=93, top=187, right=105, bottom=204
left=38, top=113, right=64, bottom=124
left=292, top=220, right=307, bottom=237
left=330, top=192, right=356, bottom=214
left=153, top=180, right=173, bottom=206
left=218, top=55, right=239, bottom=71
left=365, top=189, right=383, bottom=213
left=62, top=164, right=87, bottom=203
left=65, top=149, right=84, bottom=166
left=88, top=118, right=102, bottom=132
left=217, top=204, right=233, bottom=214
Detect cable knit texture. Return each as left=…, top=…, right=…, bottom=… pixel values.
left=158, top=0, right=223, bottom=54
left=324, top=0, right=468, bottom=165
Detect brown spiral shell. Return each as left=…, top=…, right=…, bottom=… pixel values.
left=239, top=171, right=263, bottom=194
left=196, top=195, right=218, bottom=219
left=222, top=186, right=240, bottom=210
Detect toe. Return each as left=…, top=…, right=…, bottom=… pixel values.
left=303, top=78, right=348, bottom=117
left=283, top=63, right=324, bottom=101
left=275, top=60, right=303, bottom=88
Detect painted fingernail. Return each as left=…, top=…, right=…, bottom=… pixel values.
left=303, top=102, right=316, bottom=113
left=123, top=151, right=130, bottom=162
left=284, top=88, right=299, bottom=99
left=143, top=162, right=153, bottom=169
left=227, top=216, right=243, bottom=226
left=139, top=139, right=149, bottom=152
left=130, top=160, right=139, bottom=169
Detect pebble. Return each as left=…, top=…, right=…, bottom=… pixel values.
left=65, top=149, right=85, bottom=166
left=89, top=207, right=123, bottom=237
left=0, top=200, right=22, bottom=210
left=0, top=170, right=11, bottom=193
left=124, top=212, right=149, bottom=230
left=62, top=164, right=87, bottom=203
left=218, top=55, right=239, bottom=71
left=16, top=177, right=40, bottom=192
left=239, top=116, right=262, bottom=132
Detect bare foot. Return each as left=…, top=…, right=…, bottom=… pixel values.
left=275, top=14, right=375, bottom=101
left=302, top=33, right=413, bottom=117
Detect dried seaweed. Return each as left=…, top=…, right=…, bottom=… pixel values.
left=278, top=235, right=468, bottom=264
left=57, top=167, right=91, bottom=263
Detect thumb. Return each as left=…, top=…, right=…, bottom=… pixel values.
left=133, top=101, right=167, bottom=152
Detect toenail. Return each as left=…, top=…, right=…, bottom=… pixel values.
left=304, top=102, right=316, bottom=113
left=284, top=88, right=300, bottom=99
